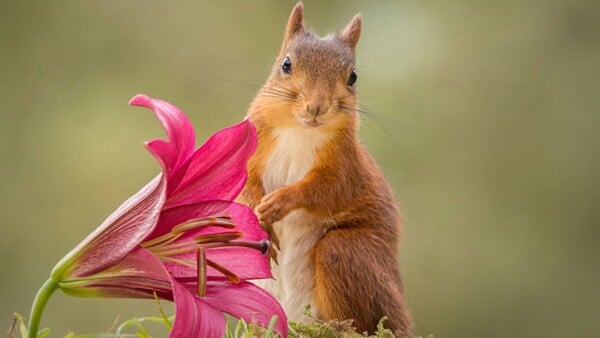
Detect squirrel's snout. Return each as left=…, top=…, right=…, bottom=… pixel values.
left=297, top=99, right=329, bottom=127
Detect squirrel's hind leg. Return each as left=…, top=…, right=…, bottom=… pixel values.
left=312, top=227, right=413, bottom=337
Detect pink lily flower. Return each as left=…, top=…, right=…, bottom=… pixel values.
left=27, top=95, right=287, bottom=338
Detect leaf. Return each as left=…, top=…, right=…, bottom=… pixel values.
left=37, top=328, right=51, bottom=338
left=264, top=316, right=279, bottom=338
left=234, top=319, right=247, bottom=338
left=10, top=313, right=28, bottom=338
left=153, top=292, right=173, bottom=330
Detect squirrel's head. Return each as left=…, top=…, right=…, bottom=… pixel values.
left=257, top=2, right=362, bottom=131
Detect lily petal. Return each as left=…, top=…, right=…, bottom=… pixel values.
left=185, top=279, right=288, bottom=337
left=164, top=119, right=257, bottom=209
left=52, top=175, right=166, bottom=280
left=59, top=248, right=172, bottom=299
left=129, top=94, right=195, bottom=180
left=170, top=277, right=226, bottom=338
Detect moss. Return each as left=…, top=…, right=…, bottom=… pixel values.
left=245, top=306, right=427, bottom=338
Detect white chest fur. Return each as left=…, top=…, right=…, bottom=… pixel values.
left=262, top=127, right=331, bottom=194
left=259, top=127, right=332, bottom=321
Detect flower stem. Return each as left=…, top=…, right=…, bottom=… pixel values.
left=27, top=278, right=58, bottom=338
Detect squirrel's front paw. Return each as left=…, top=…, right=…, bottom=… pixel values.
left=255, top=187, right=297, bottom=231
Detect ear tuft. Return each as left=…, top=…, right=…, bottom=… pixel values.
left=340, top=13, right=362, bottom=50
left=284, top=2, right=305, bottom=43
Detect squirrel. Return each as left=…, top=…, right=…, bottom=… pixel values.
left=237, top=2, right=413, bottom=336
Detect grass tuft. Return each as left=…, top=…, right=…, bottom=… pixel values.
left=10, top=303, right=432, bottom=338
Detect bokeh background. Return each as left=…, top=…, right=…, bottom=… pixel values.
left=1, top=1, right=598, bottom=337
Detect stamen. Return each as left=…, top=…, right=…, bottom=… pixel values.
left=141, top=232, right=182, bottom=249
left=152, top=243, right=202, bottom=257
left=172, top=216, right=236, bottom=234
left=207, top=259, right=240, bottom=284
left=197, top=249, right=207, bottom=297
left=208, top=214, right=233, bottom=220
left=159, top=256, right=195, bottom=267
left=195, top=231, right=243, bottom=243
left=202, top=239, right=271, bottom=255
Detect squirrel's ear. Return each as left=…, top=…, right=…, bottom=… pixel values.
left=340, top=13, right=362, bottom=50
left=284, top=2, right=304, bottom=43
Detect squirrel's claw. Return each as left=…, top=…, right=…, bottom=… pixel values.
left=256, top=188, right=297, bottom=263
left=256, top=206, right=281, bottom=264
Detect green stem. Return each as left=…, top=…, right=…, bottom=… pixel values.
left=27, top=278, right=58, bottom=338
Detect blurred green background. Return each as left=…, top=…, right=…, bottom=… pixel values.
left=1, top=0, right=599, bottom=337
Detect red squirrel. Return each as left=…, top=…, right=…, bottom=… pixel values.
left=238, top=3, right=412, bottom=336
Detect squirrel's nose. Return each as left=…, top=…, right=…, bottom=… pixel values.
left=306, top=103, right=322, bottom=117
left=306, top=98, right=329, bottom=117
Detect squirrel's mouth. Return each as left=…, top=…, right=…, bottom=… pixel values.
left=296, top=117, right=324, bottom=128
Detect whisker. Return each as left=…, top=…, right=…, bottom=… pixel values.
left=339, top=104, right=383, bottom=120
left=218, top=78, right=264, bottom=90
left=263, top=84, right=297, bottom=95
left=263, top=87, right=297, bottom=97
left=334, top=93, right=357, bottom=102
left=259, top=93, right=297, bottom=103
left=338, top=104, right=395, bottom=138
left=260, top=86, right=299, bottom=102
left=261, top=90, right=296, bottom=101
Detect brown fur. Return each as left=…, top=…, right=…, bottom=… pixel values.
left=237, top=2, right=412, bottom=336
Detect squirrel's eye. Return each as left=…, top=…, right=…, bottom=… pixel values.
left=281, top=56, right=292, bottom=74
left=347, top=69, right=357, bottom=86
